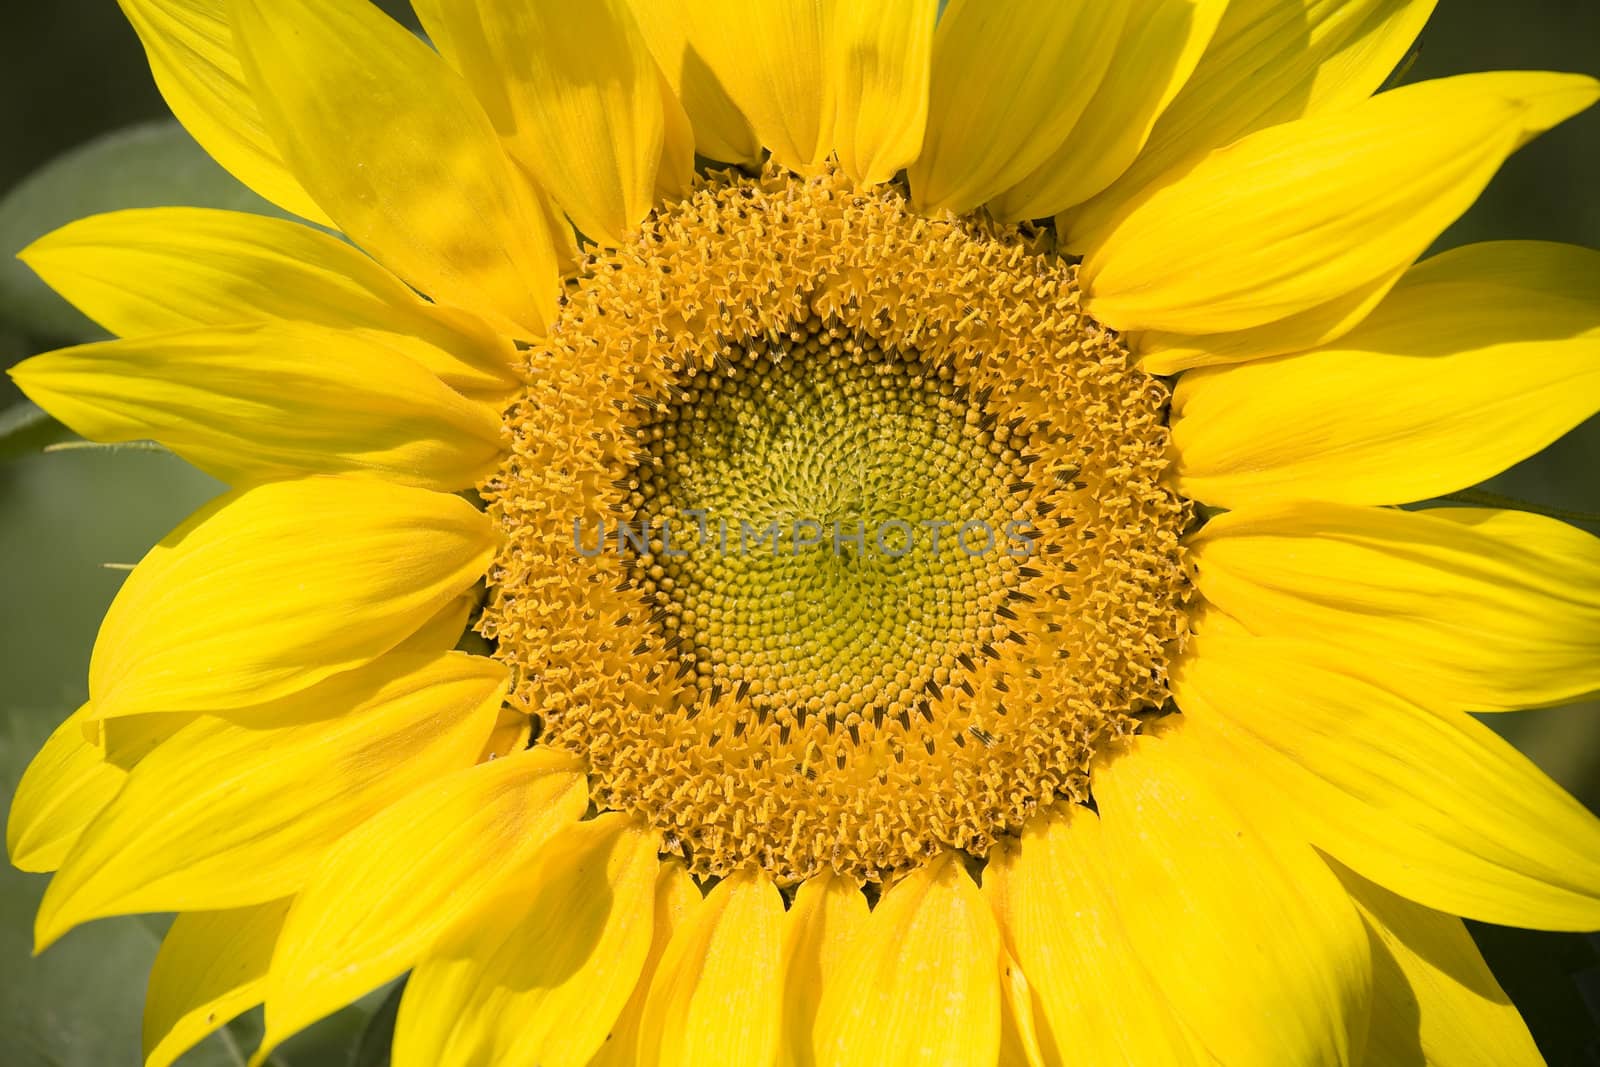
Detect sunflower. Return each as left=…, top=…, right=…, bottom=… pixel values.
left=7, top=0, right=1600, bottom=1063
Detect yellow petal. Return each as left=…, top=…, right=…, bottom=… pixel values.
left=19, top=208, right=520, bottom=397
left=1337, top=866, right=1542, bottom=1067
left=143, top=900, right=291, bottom=1067
left=95, top=582, right=470, bottom=752
left=101, top=713, right=191, bottom=769
left=813, top=855, right=1001, bottom=1067
left=653, top=66, right=699, bottom=203
left=909, top=0, right=1128, bottom=214
left=1136, top=264, right=1407, bottom=374
left=1083, top=72, right=1599, bottom=334
left=984, top=813, right=1209, bottom=1065
left=1174, top=632, right=1600, bottom=930
left=10, top=323, right=502, bottom=491
left=115, top=0, right=331, bottom=225
left=414, top=0, right=684, bottom=246
left=1092, top=731, right=1373, bottom=1066
left=105, top=589, right=476, bottom=769
left=636, top=871, right=785, bottom=1067
left=406, top=593, right=477, bottom=660
left=588, top=860, right=701, bottom=1067
left=538, top=186, right=585, bottom=274
left=990, top=0, right=1228, bottom=221
left=652, top=0, right=940, bottom=180
left=36, top=651, right=505, bottom=947
left=1191, top=502, right=1600, bottom=713
left=782, top=873, right=869, bottom=1067
left=995, top=945, right=1049, bottom=1067
left=1059, top=0, right=1441, bottom=249
left=619, top=0, right=761, bottom=164
left=679, top=0, right=834, bottom=172
left=830, top=0, right=938, bottom=186
left=6, top=704, right=124, bottom=873
left=477, top=706, right=532, bottom=762
left=394, top=814, right=660, bottom=1067
left=230, top=0, right=559, bottom=336
left=88, top=477, right=493, bottom=720
left=256, top=749, right=586, bottom=1059
left=1170, top=240, right=1600, bottom=508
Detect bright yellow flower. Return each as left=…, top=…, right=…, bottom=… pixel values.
left=7, top=0, right=1600, bottom=1064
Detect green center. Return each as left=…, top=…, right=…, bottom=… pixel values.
left=628, top=323, right=1034, bottom=726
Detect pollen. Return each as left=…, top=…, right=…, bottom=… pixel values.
left=480, top=163, right=1191, bottom=885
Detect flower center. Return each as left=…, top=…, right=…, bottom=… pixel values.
left=481, top=164, right=1191, bottom=885
left=628, top=328, right=1030, bottom=730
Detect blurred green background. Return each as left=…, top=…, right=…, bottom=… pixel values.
left=1, top=1, right=1597, bottom=1064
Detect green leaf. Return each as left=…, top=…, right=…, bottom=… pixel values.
left=0, top=120, right=288, bottom=344
left=276, top=988, right=393, bottom=1067
left=0, top=706, right=161, bottom=1067
left=0, top=440, right=216, bottom=1066
left=350, top=981, right=404, bottom=1067
left=0, top=402, right=72, bottom=463
left=0, top=439, right=385, bottom=1065
left=1439, top=487, right=1600, bottom=531
left=0, top=704, right=389, bottom=1067
left=0, top=708, right=249, bottom=1067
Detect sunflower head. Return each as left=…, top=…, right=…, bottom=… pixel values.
left=6, top=1, right=1600, bottom=1066
left=485, top=162, right=1191, bottom=884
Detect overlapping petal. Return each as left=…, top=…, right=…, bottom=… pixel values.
left=1191, top=503, right=1600, bottom=712
left=1092, top=732, right=1373, bottom=1065
left=230, top=0, right=560, bottom=335
left=1339, top=867, right=1542, bottom=1066
left=783, top=874, right=869, bottom=1067
left=1060, top=0, right=1440, bottom=248
left=990, top=0, right=1227, bottom=222
left=650, top=0, right=937, bottom=182
left=1136, top=266, right=1407, bottom=374
left=619, top=0, right=760, bottom=164
left=1175, top=633, right=1600, bottom=930
left=6, top=704, right=123, bottom=873
left=813, top=855, right=1001, bottom=1067
left=1170, top=241, right=1600, bottom=507
left=673, top=0, right=834, bottom=172
left=394, top=814, right=660, bottom=1067
left=115, top=0, right=331, bottom=224
left=35, top=650, right=506, bottom=945
left=908, top=0, right=1128, bottom=214
left=256, top=749, right=587, bottom=1060
left=10, top=322, right=503, bottom=490
left=414, top=0, right=690, bottom=245
left=20, top=208, right=520, bottom=396
left=142, top=900, right=291, bottom=1067
left=589, top=862, right=701, bottom=1067
left=1083, top=72, right=1598, bottom=335
left=636, top=872, right=785, bottom=1067
left=830, top=0, right=938, bottom=186
left=985, top=815, right=1208, bottom=1065
left=87, top=478, right=493, bottom=721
